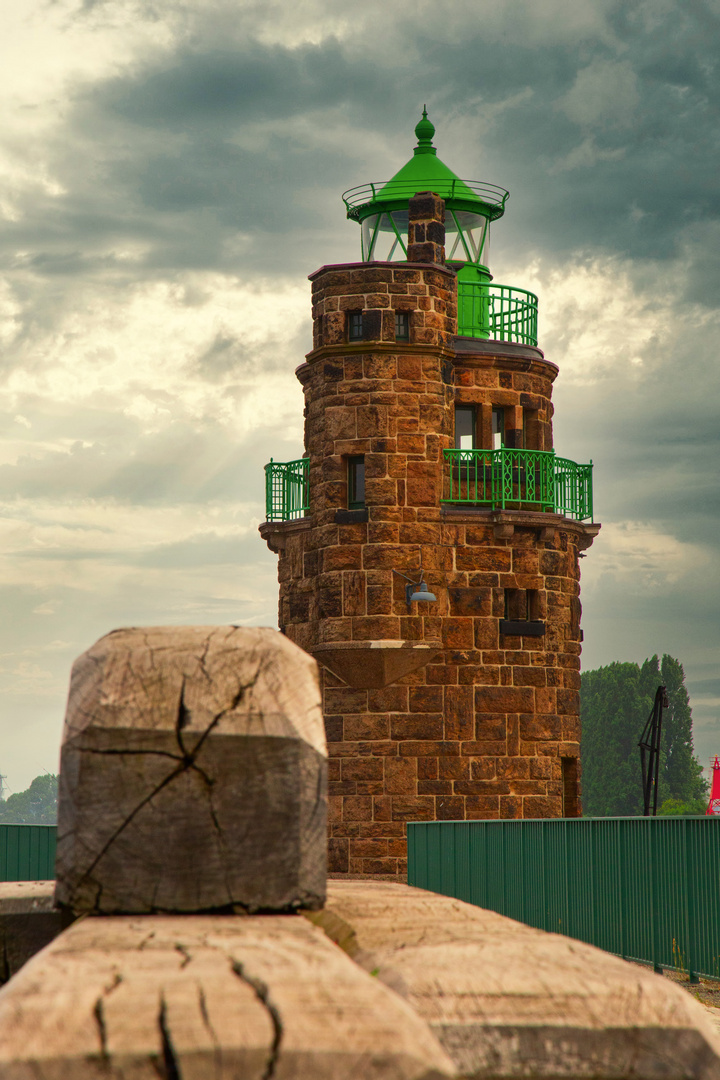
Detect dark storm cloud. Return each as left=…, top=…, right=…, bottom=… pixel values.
left=4, top=1, right=719, bottom=294
left=98, top=40, right=390, bottom=129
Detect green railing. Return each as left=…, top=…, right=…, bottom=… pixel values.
left=0, top=824, right=56, bottom=881
left=264, top=457, right=310, bottom=522
left=457, top=281, right=538, bottom=345
left=342, top=179, right=509, bottom=220
left=407, top=817, right=720, bottom=981
left=443, top=448, right=593, bottom=522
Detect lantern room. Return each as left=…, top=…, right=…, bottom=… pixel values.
left=342, top=108, right=508, bottom=290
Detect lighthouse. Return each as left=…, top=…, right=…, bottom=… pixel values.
left=260, top=112, right=600, bottom=879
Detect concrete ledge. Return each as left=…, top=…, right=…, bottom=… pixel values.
left=307, top=881, right=720, bottom=1080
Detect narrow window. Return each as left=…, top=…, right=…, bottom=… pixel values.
left=395, top=311, right=410, bottom=341
left=527, top=589, right=540, bottom=621
left=523, top=409, right=540, bottom=450
left=348, top=455, right=365, bottom=509
left=454, top=404, right=476, bottom=451
left=561, top=756, right=580, bottom=817
left=504, top=588, right=525, bottom=621
left=492, top=406, right=505, bottom=450
left=348, top=312, right=363, bottom=342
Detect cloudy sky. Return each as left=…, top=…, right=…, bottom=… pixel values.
left=1, top=0, right=719, bottom=793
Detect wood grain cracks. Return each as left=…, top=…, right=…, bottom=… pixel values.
left=232, top=962, right=283, bottom=1080
left=72, top=672, right=260, bottom=912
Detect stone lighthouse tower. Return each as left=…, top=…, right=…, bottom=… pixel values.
left=260, top=112, right=600, bottom=879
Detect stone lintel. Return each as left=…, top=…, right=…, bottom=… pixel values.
left=313, top=640, right=443, bottom=689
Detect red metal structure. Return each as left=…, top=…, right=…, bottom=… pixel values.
left=706, top=756, right=720, bottom=816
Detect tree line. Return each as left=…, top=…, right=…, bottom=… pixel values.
left=0, top=774, right=58, bottom=825
left=580, top=654, right=708, bottom=817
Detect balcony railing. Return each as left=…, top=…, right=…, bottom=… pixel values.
left=264, top=450, right=593, bottom=524
left=443, top=448, right=593, bottom=522
left=264, top=458, right=309, bottom=522
left=457, top=282, right=538, bottom=346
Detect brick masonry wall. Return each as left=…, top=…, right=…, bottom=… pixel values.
left=262, top=260, right=598, bottom=879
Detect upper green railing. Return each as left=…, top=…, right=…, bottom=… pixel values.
left=342, top=179, right=509, bottom=220
left=443, top=448, right=593, bottom=522
left=458, top=282, right=538, bottom=346
left=265, top=458, right=309, bottom=522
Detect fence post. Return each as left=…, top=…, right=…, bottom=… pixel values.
left=686, top=819, right=699, bottom=983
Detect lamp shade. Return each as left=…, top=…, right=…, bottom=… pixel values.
left=408, top=580, right=437, bottom=604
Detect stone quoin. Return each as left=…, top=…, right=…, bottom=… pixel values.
left=260, top=111, right=600, bottom=879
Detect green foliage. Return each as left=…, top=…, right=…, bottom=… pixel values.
left=0, top=774, right=58, bottom=825
left=581, top=655, right=707, bottom=817
left=658, top=796, right=707, bottom=816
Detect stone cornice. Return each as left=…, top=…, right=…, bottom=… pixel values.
left=453, top=337, right=558, bottom=381
left=441, top=506, right=600, bottom=549
left=297, top=341, right=454, bottom=383
left=308, top=260, right=456, bottom=282
left=259, top=517, right=313, bottom=554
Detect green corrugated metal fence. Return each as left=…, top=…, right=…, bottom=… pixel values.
left=407, top=817, right=720, bottom=980
left=0, top=825, right=56, bottom=882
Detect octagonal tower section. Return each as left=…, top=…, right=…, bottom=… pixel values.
left=260, top=115, right=600, bottom=880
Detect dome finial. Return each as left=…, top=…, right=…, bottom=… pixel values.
left=414, top=106, right=436, bottom=154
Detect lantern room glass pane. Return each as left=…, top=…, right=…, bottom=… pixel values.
left=361, top=215, right=378, bottom=261
left=454, top=211, right=488, bottom=263
left=362, top=211, right=408, bottom=261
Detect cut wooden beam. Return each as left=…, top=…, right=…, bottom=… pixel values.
left=0, top=913, right=456, bottom=1079
left=55, top=626, right=327, bottom=915
left=309, top=881, right=720, bottom=1080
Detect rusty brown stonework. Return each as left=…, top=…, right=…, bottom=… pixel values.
left=260, top=202, right=599, bottom=880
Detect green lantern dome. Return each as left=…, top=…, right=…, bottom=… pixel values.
left=342, top=110, right=509, bottom=270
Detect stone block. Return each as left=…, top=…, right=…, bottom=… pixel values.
left=311, top=881, right=720, bottom=1080
left=55, top=626, right=327, bottom=915
left=0, top=912, right=455, bottom=1079
left=385, top=756, right=418, bottom=795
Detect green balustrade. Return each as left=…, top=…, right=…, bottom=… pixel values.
left=342, top=178, right=509, bottom=221
left=443, top=448, right=593, bottom=522
left=457, top=281, right=538, bottom=345
left=264, top=458, right=310, bottom=522
left=264, top=450, right=592, bottom=523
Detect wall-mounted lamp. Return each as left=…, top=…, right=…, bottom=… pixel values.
left=393, top=567, right=437, bottom=611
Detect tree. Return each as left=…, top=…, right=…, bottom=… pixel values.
left=580, top=655, right=707, bottom=817
left=0, top=774, right=58, bottom=825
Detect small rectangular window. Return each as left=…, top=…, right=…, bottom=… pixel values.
left=395, top=311, right=410, bottom=341
left=348, top=312, right=363, bottom=341
left=348, top=455, right=365, bottom=508
left=492, top=406, right=505, bottom=450
left=454, top=405, right=476, bottom=451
